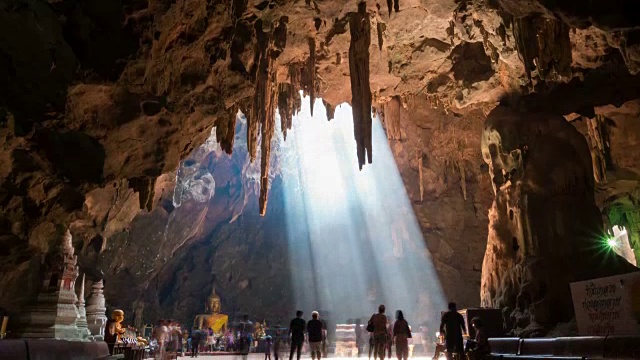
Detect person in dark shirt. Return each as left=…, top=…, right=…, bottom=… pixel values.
left=307, top=311, right=323, bottom=360
left=465, top=317, right=490, bottom=360
left=439, top=302, right=466, bottom=360
left=191, top=328, right=201, bottom=358
left=369, top=305, right=388, bottom=360
left=289, top=310, right=306, bottom=360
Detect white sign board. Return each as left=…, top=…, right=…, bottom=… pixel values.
left=570, top=272, right=640, bottom=336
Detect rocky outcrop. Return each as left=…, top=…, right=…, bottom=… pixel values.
left=479, top=106, right=637, bottom=336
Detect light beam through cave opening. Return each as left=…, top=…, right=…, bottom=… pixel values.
left=277, top=93, right=446, bottom=338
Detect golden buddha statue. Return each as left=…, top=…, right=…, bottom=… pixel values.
left=105, top=310, right=126, bottom=351
left=193, top=288, right=228, bottom=333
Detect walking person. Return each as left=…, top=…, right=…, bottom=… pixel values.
left=439, top=302, right=466, bottom=360
left=289, top=310, right=306, bottom=360
left=368, top=305, right=388, bottom=360
left=307, top=311, right=323, bottom=360
left=393, top=310, right=411, bottom=360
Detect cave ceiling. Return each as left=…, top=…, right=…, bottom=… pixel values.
left=1, top=0, right=640, bottom=328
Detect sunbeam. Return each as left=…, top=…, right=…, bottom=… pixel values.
left=278, top=93, right=446, bottom=344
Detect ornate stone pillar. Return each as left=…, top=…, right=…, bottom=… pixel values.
left=12, top=229, right=81, bottom=339
left=76, top=273, right=91, bottom=339
left=85, top=279, right=108, bottom=340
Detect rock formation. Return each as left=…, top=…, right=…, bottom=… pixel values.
left=480, top=106, right=638, bottom=336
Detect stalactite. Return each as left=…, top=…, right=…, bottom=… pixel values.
left=248, top=17, right=288, bottom=215
left=349, top=1, right=373, bottom=170
left=512, top=14, right=571, bottom=81
left=386, top=0, right=392, bottom=17
left=247, top=20, right=269, bottom=162
left=324, top=100, right=335, bottom=121
left=308, top=37, right=316, bottom=116
left=217, top=106, right=238, bottom=155
left=586, top=114, right=611, bottom=184
left=382, top=96, right=401, bottom=140
left=129, top=177, right=156, bottom=211
left=278, top=83, right=294, bottom=140
left=418, top=152, right=424, bottom=202
left=259, top=67, right=277, bottom=216
left=459, top=161, right=467, bottom=200
left=273, top=16, right=288, bottom=56
left=376, top=22, right=385, bottom=51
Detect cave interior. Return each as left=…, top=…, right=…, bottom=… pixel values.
left=1, top=0, right=640, bottom=341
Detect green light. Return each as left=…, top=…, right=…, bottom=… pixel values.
left=607, top=238, right=617, bottom=248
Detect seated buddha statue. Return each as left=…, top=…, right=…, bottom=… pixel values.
left=193, top=288, right=228, bottom=334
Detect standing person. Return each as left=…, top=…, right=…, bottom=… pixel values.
left=386, top=318, right=393, bottom=359
left=439, top=303, right=466, bottom=360
left=307, top=311, right=323, bottom=360
left=393, top=310, right=411, bottom=360
left=289, top=310, right=306, bottom=360
left=321, top=318, right=328, bottom=358
left=182, top=330, right=189, bottom=357
left=207, top=327, right=215, bottom=352
left=355, top=319, right=364, bottom=357
left=368, top=333, right=375, bottom=360
left=265, top=335, right=273, bottom=360
left=240, top=315, right=254, bottom=360
left=274, top=331, right=282, bottom=360
left=191, top=328, right=201, bottom=358
left=368, top=305, right=388, bottom=360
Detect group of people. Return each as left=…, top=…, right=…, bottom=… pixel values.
left=188, top=315, right=255, bottom=358
left=287, top=310, right=327, bottom=360
left=359, top=302, right=489, bottom=360
left=358, top=305, right=413, bottom=360
left=434, top=303, right=489, bottom=360
left=161, top=302, right=489, bottom=360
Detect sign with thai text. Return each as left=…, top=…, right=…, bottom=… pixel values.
left=570, top=272, right=640, bottom=336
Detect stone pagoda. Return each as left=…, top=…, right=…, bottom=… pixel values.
left=12, top=229, right=82, bottom=339
left=85, top=279, right=107, bottom=340
left=75, top=273, right=91, bottom=339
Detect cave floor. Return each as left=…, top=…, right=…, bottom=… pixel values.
left=175, top=355, right=435, bottom=360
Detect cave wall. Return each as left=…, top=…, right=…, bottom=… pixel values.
left=480, top=105, right=638, bottom=336
left=382, top=96, right=493, bottom=308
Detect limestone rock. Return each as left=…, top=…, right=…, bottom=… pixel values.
left=479, top=106, right=638, bottom=335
